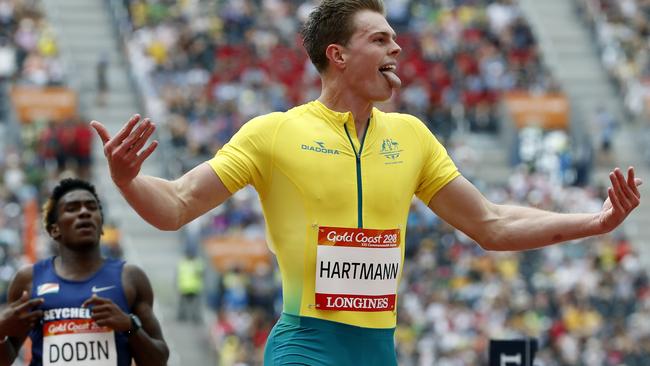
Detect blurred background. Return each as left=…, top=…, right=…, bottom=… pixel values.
left=1, top=0, right=650, bottom=364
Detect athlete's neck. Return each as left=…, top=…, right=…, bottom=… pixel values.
left=318, top=92, right=372, bottom=140
left=55, top=246, right=104, bottom=281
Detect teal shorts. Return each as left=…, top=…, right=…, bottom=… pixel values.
left=264, top=313, right=397, bottom=366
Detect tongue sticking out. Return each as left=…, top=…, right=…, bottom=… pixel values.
left=381, top=70, right=402, bottom=89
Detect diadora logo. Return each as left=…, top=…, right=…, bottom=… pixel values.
left=380, top=139, right=403, bottom=162
left=301, top=141, right=340, bottom=155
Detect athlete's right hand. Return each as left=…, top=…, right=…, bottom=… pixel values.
left=0, top=291, right=43, bottom=338
left=90, top=114, right=158, bottom=188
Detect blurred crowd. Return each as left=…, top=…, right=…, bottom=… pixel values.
left=0, top=0, right=94, bottom=183
left=0, top=0, right=64, bottom=86
left=575, top=0, right=650, bottom=120
left=574, top=0, right=650, bottom=167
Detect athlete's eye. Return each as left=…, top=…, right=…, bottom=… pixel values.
left=65, top=203, right=79, bottom=212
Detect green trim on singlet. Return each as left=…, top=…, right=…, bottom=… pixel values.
left=344, top=121, right=369, bottom=229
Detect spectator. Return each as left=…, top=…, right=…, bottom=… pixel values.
left=176, top=249, right=205, bottom=323
left=96, top=52, right=109, bottom=106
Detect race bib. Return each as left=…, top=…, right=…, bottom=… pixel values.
left=43, top=319, right=117, bottom=366
left=315, top=226, right=401, bottom=312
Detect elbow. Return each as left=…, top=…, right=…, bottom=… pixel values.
left=147, top=183, right=189, bottom=231
left=136, top=344, right=169, bottom=366
left=450, top=227, right=500, bottom=251
left=0, top=356, right=15, bottom=366
left=475, top=237, right=498, bottom=251
left=473, top=204, right=506, bottom=251
left=158, top=221, right=183, bottom=232
left=477, top=240, right=504, bottom=252
left=477, top=233, right=517, bottom=252
left=155, top=344, right=170, bottom=366
left=473, top=228, right=505, bottom=252
left=0, top=346, right=18, bottom=366
left=158, top=224, right=182, bottom=232
left=145, top=218, right=183, bottom=232
left=159, top=344, right=170, bottom=365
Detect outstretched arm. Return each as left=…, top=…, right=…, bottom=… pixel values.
left=428, top=167, right=642, bottom=251
left=91, top=115, right=232, bottom=230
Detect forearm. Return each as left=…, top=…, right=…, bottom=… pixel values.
left=117, top=175, right=186, bottom=231
left=430, top=171, right=640, bottom=252
left=128, top=331, right=169, bottom=366
left=0, top=337, right=19, bottom=366
left=484, top=204, right=603, bottom=251
left=117, top=163, right=231, bottom=231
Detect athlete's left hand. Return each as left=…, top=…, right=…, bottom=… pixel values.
left=82, top=294, right=131, bottom=332
left=598, top=167, right=642, bottom=233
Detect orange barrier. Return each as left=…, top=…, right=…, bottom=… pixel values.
left=21, top=199, right=38, bottom=364
left=10, top=86, right=78, bottom=123
left=23, top=199, right=38, bottom=264
left=502, top=92, right=570, bottom=130
left=203, top=235, right=271, bottom=273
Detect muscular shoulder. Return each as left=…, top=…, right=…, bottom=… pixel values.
left=122, top=263, right=151, bottom=288
left=7, top=265, right=34, bottom=302
left=228, top=112, right=293, bottom=150
left=239, top=111, right=291, bottom=133
left=375, top=109, right=428, bottom=130
left=230, top=108, right=313, bottom=151
left=241, top=107, right=312, bottom=132
left=120, top=264, right=151, bottom=306
left=375, top=110, right=435, bottom=142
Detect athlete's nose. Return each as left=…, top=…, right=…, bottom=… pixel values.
left=389, top=39, right=401, bottom=57
left=78, top=205, right=92, bottom=217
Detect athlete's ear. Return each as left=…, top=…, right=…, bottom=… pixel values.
left=49, top=224, right=60, bottom=240
left=325, top=44, right=347, bottom=70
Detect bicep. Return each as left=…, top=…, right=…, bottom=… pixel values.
left=427, top=176, right=496, bottom=242
left=7, top=267, right=32, bottom=303
left=175, top=162, right=233, bottom=225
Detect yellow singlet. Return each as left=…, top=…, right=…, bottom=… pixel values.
left=209, top=100, right=459, bottom=328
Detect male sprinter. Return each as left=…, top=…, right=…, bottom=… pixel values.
left=90, top=1, right=642, bottom=364
left=0, top=178, right=169, bottom=365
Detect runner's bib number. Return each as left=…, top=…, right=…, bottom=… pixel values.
left=43, top=319, right=117, bottom=366
left=315, top=226, right=401, bottom=312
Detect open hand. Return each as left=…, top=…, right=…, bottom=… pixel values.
left=599, top=167, right=642, bottom=233
left=90, top=114, right=158, bottom=188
